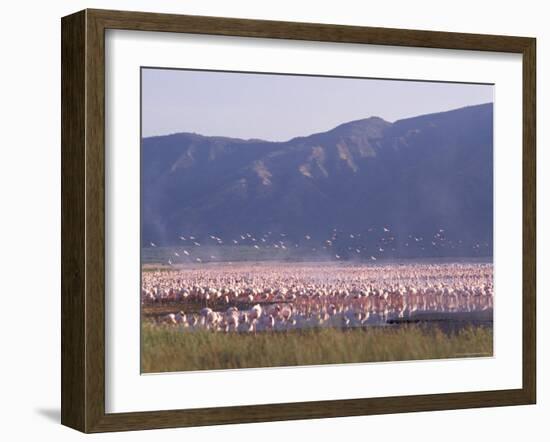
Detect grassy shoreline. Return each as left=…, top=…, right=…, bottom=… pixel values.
left=141, top=324, right=493, bottom=373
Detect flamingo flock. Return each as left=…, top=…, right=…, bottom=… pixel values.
left=142, top=262, right=493, bottom=333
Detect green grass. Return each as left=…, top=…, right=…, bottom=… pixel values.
left=141, top=323, right=493, bottom=373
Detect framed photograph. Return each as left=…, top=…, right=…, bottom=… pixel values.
left=61, top=9, right=536, bottom=433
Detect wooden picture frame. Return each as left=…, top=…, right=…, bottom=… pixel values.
left=61, top=8, right=536, bottom=433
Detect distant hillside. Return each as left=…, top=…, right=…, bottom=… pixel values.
left=141, top=103, right=493, bottom=259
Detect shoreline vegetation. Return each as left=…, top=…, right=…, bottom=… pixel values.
left=141, top=324, right=493, bottom=373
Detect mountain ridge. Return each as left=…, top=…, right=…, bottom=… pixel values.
left=141, top=103, right=493, bottom=258
left=142, top=102, right=492, bottom=144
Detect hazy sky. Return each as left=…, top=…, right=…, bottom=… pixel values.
left=142, top=68, right=493, bottom=142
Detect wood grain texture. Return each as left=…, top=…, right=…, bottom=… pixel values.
left=84, top=9, right=107, bottom=432
left=89, top=8, right=532, bottom=52
left=61, top=10, right=86, bottom=432
left=522, top=38, right=536, bottom=404
left=61, top=8, right=537, bottom=433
